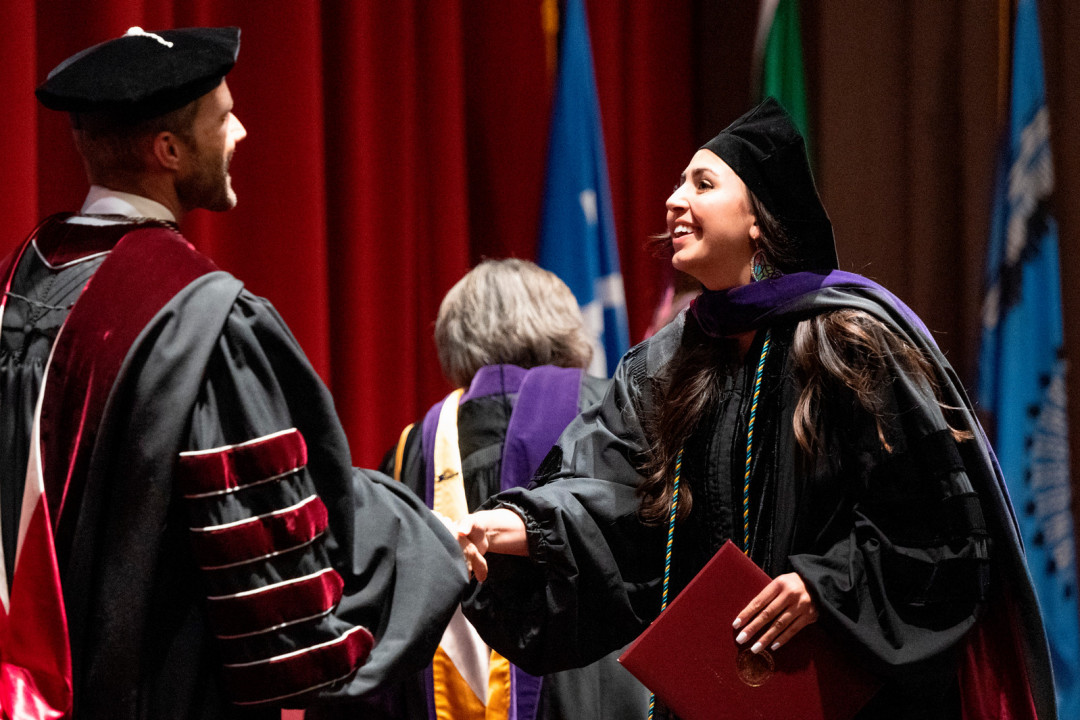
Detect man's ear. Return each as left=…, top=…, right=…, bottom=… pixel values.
left=150, top=131, right=184, bottom=172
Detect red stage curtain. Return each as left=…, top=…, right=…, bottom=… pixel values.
left=0, top=1, right=699, bottom=467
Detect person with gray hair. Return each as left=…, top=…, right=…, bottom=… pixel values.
left=434, top=258, right=594, bottom=388
left=380, top=258, right=649, bottom=720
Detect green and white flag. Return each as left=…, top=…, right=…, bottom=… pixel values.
left=755, top=0, right=811, bottom=154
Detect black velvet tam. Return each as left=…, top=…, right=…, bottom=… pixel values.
left=701, top=97, right=838, bottom=272
left=36, top=26, right=240, bottom=120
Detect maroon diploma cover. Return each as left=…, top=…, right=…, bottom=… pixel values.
left=619, top=541, right=880, bottom=720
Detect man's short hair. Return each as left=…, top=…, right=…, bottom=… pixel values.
left=71, top=98, right=201, bottom=187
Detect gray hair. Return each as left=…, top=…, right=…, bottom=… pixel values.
left=435, top=259, right=593, bottom=387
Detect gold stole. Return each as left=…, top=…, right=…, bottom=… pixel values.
left=426, top=390, right=512, bottom=719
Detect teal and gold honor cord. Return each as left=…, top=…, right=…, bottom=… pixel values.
left=647, top=448, right=683, bottom=720
left=647, top=330, right=772, bottom=720
left=742, top=329, right=772, bottom=554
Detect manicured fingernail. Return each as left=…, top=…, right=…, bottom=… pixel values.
left=732, top=618, right=742, bottom=630
left=735, top=631, right=748, bottom=644
left=750, top=642, right=762, bottom=654
left=770, top=642, right=780, bottom=651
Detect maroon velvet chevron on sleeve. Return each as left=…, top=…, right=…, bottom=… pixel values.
left=177, top=428, right=374, bottom=706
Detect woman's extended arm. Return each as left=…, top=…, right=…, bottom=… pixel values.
left=456, top=508, right=529, bottom=581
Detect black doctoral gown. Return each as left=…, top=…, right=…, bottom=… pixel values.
left=0, top=216, right=467, bottom=719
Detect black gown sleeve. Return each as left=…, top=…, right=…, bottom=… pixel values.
left=786, top=327, right=990, bottom=682
left=463, top=343, right=667, bottom=675
left=179, top=291, right=466, bottom=707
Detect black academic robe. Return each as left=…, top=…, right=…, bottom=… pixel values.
left=463, top=303, right=1054, bottom=720
left=0, top=217, right=466, bottom=719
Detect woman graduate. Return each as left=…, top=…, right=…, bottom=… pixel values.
left=456, top=98, right=1056, bottom=719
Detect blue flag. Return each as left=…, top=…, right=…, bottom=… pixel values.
left=979, top=0, right=1079, bottom=714
left=538, top=0, right=629, bottom=377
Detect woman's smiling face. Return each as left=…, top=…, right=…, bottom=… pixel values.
left=665, top=149, right=758, bottom=291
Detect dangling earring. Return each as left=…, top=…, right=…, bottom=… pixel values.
left=751, top=249, right=781, bottom=282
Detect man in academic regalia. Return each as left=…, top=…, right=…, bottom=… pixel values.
left=0, top=26, right=466, bottom=720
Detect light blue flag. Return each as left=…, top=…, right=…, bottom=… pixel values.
left=979, top=0, right=1079, bottom=715
left=538, top=0, right=629, bottom=378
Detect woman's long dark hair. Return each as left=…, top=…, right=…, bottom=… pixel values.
left=637, top=323, right=732, bottom=524
left=638, top=191, right=968, bottom=525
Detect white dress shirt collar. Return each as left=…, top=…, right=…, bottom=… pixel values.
left=70, top=185, right=177, bottom=225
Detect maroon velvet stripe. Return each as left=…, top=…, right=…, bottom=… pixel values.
left=206, top=568, right=344, bottom=638
left=0, top=214, right=121, bottom=309
left=190, top=495, right=329, bottom=569
left=33, top=215, right=137, bottom=266
left=34, top=222, right=218, bottom=570
left=177, top=428, right=307, bottom=497
left=225, top=625, right=374, bottom=706
left=0, top=218, right=47, bottom=311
